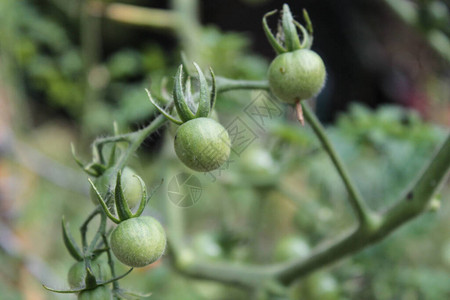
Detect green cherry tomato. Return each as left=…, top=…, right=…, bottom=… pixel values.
left=110, top=216, right=166, bottom=267
left=174, top=118, right=231, bottom=172
left=120, top=167, right=143, bottom=208
left=78, top=286, right=112, bottom=300
left=239, top=146, right=279, bottom=186
left=192, top=233, right=223, bottom=261
left=67, top=260, right=110, bottom=289
left=90, top=167, right=142, bottom=209
left=268, top=49, right=326, bottom=104
left=274, top=236, right=310, bottom=262
left=290, top=273, right=340, bottom=300
left=169, top=108, right=220, bottom=137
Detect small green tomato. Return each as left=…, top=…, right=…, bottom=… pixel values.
left=274, top=236, right=310, bottom=262
left=268, top=49, right=326, bottom=103
left=174, top=117, right=230, bottom=172
left=110, top=216, right=166, bottom=267
left=78, top=286, right=112, bottom=300
left=90, top=167, right=142, bottom=209
left=168, top=109, right=220, bottom=137
left=67, top=260, right=110, bottom=289
left=239, top=146, right=279, bottom=186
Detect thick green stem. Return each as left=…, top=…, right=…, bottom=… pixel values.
left=302, top=102, right=372, bottom=226
left=216, top=77, right=270, bottom=93
left=178, top=260, right=274, bottom=289
left=111, top=114, right=167, bottom=173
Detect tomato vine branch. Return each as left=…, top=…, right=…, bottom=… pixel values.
left=216, top=77, right=270, bottom=93
left=275, top=133, right=450, bottom=285
left=301, top=102, right=374, bottom=226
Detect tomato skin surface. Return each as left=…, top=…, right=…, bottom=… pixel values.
left=274, top=236, right=310, bottom=262
left=110, top=216, right=166, bottom=267
left=78, top=286, right=112, bottom=300
left=67, top=260, right=110, bottom=289
left=174, top=118, right=231, bottom=172
left=90, top=167, right=142, bottom=209
left=239, top=146, right=279, bottom=186
left=268, top=49, right=326, bottom=104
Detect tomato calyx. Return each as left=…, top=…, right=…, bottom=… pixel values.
left=146, top=62, right=217, bottom=125
left=89, top=170, right=162, bottom=224
left=263, top=4, right=314, bottom=54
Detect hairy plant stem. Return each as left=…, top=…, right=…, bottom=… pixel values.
left=80, top=207, right=101, bottom=249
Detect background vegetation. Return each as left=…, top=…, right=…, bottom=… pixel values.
left=0, top=0, right=449, bottom=299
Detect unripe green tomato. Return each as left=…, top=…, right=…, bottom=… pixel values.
left=239, top=146, right=279, bottom=186
left=174, top=118, right=231, bottom=172
left=274, top=236, right=310, bottom=262
left=192, top=233, right=223, bottom=261
left=110, top=216, right=166, bottom=267
left=67, top=260, right=110, bottom=289
left=90, top=167, right=142, bottom=209
left=168, top=109, right=220, bottom=137
left=268, top=49, right=326, bottom=104
left=290, top=273, right=340, bottom=300
left=78, top=286, right=112, bottom=300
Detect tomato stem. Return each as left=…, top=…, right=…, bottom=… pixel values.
left=295, top=100, right=304, bottom=126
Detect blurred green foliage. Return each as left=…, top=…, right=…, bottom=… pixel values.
left=1, top=0, right=449, bottom=299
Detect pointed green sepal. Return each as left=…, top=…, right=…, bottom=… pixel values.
left=71, top=143, right=87, bottom=170
left=97, top=268, right=133, bottom=286
left=88, top=178, right=121, bottom=224
left=131, top=175, right=148, bottom=218
left=184, top=76, right=196, bottom=113
left=107, top=144, right=117, bottom=168
left=146, top=89, right=183, bottom=125
left=193, top=63, right=211, bottom=118
left=302, top=9, right=313, bottom=35
left=282, top=4, right=302, bottom=51
left=62, top=217, right=83, bottom=261
left=114, top=288, right=152, bottom=299
left=71, top=144, right=99, bottom=176
left=42, top=285, right=85, bottom=294
left=293, top=20, right=311, bottom=49
left=87, top=162, right=107, bottom=176
left=173, top=65, right=196, bottom=122
left=114, top=170, right=133, bottom=221
left=84, top=265, right=98, bottom=289
left=209, top=67, right=217, bottom=112
left=262, top=9, right=287, bottom=54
